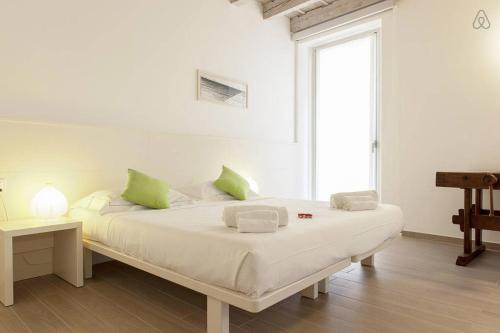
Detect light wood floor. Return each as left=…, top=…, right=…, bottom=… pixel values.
left=3, top=236, right=500, bottom=333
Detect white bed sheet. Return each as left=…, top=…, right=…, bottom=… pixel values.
left=71, top=198, right=403, bottom=297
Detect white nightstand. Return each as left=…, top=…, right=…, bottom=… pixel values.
left=0, top=218, right=83, bottom=306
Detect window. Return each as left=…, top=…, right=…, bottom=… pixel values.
left=313, top=32, right=379, bottom=201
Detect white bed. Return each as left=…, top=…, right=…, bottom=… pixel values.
left=74, top=197, right=403, bottom=332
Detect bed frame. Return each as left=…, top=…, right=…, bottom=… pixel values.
left=83, top=237, right=395, bottom=333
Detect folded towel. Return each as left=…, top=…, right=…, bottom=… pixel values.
left=236, top=210, right=279, bottom=223
left=223, top=205, right=288, bottom=227
left=343, top=200, right=378, bottom=211
left=330, top=191, right=379, bottom=209
left=343, top=195, right=374, bottom=204
left=236, top=211, right=279, bottom=233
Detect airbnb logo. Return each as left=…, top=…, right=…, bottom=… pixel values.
left=473, top=10, right=491, bottom=30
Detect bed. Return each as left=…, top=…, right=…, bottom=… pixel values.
left=73, top=197, right=404, bottom=333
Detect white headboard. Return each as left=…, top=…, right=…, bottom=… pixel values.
left=0, top=120, right=303, bottom=219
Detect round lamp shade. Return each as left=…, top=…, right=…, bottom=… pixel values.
left=246, top=176, right=259, bottom=194
left=31, top=185, right=68, bottom=219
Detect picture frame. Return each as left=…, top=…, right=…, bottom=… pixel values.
left=197, top=70, right=248, bottom=109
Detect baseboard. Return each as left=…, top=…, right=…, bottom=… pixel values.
left=402, top=231, right=500, bottom=252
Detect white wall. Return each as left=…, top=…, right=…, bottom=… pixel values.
left=1, top=0, right=294, bottom=142
left=0, top=0, right=300, bottom=219
left=396, top=0, right=500, bottom=242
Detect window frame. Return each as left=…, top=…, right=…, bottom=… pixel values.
left=311, top=29, right=381, bottom=200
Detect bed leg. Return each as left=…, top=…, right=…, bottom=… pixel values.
left=83, top=248, right=93, bottom=279
left=318, top=277, right=330, bottom=294
left=301, top=283, right=319, bottom=299
left=361, top=255, right=374, bottom=267
left=207, top=296, right=229, bottom=333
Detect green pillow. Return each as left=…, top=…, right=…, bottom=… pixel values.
left=214, top=166, right=250, bottom=200
left=122, top=169, right=170, bottom=209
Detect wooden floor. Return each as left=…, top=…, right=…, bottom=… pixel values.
left=3, top=236, right=500, bottom=332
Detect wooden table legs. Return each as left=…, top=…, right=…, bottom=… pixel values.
left=475, top=189, right=483, bottom=247
left=435, top=172, right=500, bottom=266
left=456, top=189, right=486, bottom=266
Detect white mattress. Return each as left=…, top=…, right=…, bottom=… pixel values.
left=71, top=198, right=403, bottom=297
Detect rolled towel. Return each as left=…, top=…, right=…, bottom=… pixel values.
left=330, top=191, right=379, bottom=209
left=343, top=195, right=374, bottom=204
left=344, top=200, right=378, bottom=211
left=223, top=205, right=288, bottom=227
left=236, top=211, right=279, bottom=233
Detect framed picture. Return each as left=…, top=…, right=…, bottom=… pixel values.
left=197, top=70, right=248, bottom=109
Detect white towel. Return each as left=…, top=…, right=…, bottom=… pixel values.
left=343, top=195, right=374, bottom=204
left=330, top=191, right=379, bottom=209
left=223, top=206, right=288, bottom=227
left=236, top=211, right=279, bottom=233
left=236, top=210, right=279, bottom=223
left=343, top=200, right=378, bottom=211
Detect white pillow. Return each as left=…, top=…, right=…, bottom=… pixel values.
left=99, top=203, right=147, bottom=215
left=169, top=189, right=195, bottom=207
left=71, top=190, right=127, bottom=208
left=178, top=181, right=259, bottom=201
left=71, top=189, right=194, bottom=215
left=177, top=181, right=234, bottom=201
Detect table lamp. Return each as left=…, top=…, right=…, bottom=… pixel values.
left=31, top=185, right=68, bottom=219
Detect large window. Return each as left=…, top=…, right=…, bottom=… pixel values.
left=313, top=32, right=378, bottom=201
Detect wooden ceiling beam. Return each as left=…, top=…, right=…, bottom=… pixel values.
left=263, top=0, right=320, bottom=19
left=290, top=0, right=385, bottom=33
left=229, top=0, right=254, bottom=6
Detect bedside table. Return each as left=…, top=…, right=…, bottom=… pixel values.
left=0, top=218, right=83, bottom=306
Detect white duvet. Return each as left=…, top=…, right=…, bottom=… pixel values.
left=71, top=198, right=403, bottom=297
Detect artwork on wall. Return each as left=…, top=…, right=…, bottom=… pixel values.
left=197, top=70, right=248, bottom=109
